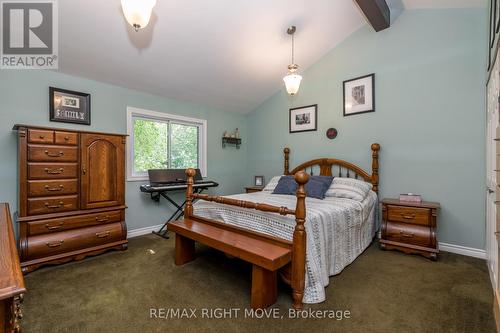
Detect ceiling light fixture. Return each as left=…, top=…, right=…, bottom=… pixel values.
left=283, top=26, right=302, bottom=96
left=121, top=0, right=157, bottom=32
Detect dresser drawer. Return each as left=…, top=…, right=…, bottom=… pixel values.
left=28, top=129, right=54, bottom=144
left=28, top=163, right=78, bottom=179
left=28, top=145, right=78, bottom=162
left=28, top=179, right=78, bottom=197
left=385, top=222, right=432, bottom=247
left=55, top=131, right=78, bottom=145
left=387, top=205, right=431, bottom=226
left=27, top=195, right=78, bottom=215
left=27, top=210, right=123, bottom=235
left=25, top=222, right=124, bottom=260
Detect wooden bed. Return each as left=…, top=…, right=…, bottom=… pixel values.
left=168, top=143, right=380, bottom=309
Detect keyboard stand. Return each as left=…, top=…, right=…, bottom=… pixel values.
left=152, top=187, right=206, bottom=239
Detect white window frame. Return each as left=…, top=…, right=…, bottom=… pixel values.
left=126, top=106, right=207, bottom=182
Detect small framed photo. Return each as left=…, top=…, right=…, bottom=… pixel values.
left=343, top=74, right=375, bottom=117
left=289, top=104, right=317, bottom=133
left=254, top=176, right=265, bottom=187
left=50, top=87, right=91, bottom=125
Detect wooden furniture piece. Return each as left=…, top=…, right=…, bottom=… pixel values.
left=0, top=203, right=26, bottom=333
left=14, top=125, right=128, bottom=273
left=380, top=198, right=440, bottom=260
left=245, top=186, right=264, bottom=193
left=169, top=143, right=380, bottom=309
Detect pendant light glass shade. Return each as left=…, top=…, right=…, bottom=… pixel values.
left=121, top=0, right=157, bottom=31
left=283, top=73, right=302, bottom=96
left=284, top=26, right=302, bottom=95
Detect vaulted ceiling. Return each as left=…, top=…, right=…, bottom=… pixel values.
left=58, top=0, right=486, bottom=114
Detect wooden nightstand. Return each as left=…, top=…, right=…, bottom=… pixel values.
left=245, top=186, right=264, bottom=193
left=380, top=198, right=440, bottom=261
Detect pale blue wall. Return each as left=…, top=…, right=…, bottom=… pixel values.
left=246, top=9, right=487, bottom=249
left=0, top=70, right=247, bottom=232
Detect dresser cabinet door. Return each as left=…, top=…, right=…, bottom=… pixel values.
left=80, top=134, right=125, bottom=209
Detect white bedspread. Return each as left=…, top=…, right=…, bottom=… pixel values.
left=193, top=191, right=378, bottom=304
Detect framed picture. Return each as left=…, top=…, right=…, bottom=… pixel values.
left=50, top=87, right=91, bottom=125
left=343, top=74, right=375, bottom=116
left=289, top=104, right=317, bottom=133
left=254, top=175, right=264, bottom=187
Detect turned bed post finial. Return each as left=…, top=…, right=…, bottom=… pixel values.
left=292, top=171, right=309, bottom=309
left=185, top=168, right=196, bottom=218
left=371, top=143, right=380, bottom=194
left=284, top=147, right=290, bottom=175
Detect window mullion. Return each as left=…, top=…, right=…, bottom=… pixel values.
left=167, top=121, right=172, bottom=169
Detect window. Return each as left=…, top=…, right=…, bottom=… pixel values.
left=126, top=107, right=207, bottom=181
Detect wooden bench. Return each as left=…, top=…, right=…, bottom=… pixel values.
left=168, top=217, right=292, bottom=309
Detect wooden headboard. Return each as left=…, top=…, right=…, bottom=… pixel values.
left=283, top=143, right=381, bottom=193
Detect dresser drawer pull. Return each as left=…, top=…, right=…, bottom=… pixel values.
left=400, top=213, right=416, bottom=219
left=45, top=222, right=64, bottom=230
left=44, top=201, right=64, bottom=209
left=39, top=135, right=46, bottom=139
left=400, top=231, right=414, bottom=238
left=96, top=231, right=110, bottom=238
left=96, top=216, right=110, bottom=223
left=64, top=136, right=70, bottom=141
left=46, top=240, right=64, bottom=248
left=45, top=184, right=64, bottom=192
left=44, top=167, right=64, bottom=174
left=44, top=150, right=64, bottom=157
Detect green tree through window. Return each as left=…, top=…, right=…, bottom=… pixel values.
left=133, top=117, right=199, bottom=175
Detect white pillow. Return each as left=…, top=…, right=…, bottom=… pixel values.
left=326, top=177, right=373, bottom=201
left=262, top=176, right=283, bottom=192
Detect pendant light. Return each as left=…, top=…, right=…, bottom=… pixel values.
left=121, top=0, right=157, bottom=32
left=283, top=26, right=302, bottom=95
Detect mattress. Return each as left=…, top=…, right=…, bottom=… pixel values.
left=193, top=190, right=378, bottom=304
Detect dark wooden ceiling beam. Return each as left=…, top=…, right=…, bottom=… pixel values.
left=354, top=0, right=390, bottom=32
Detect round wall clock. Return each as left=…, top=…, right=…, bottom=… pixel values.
left=326, top=128, right=338, bottom=140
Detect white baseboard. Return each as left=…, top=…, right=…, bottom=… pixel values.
left=128, top=226, right=486, bottom=259
left=127, top=223, right=164, bottom=238
left=438, top=242, right=486, bottom=260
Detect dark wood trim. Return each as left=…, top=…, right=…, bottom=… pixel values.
left=13, top=124, right=127, bottom=137
left=0, top=203, right=25, bottom=333
left=0, top=204, right=26, bottom=299
left=354, top=0, right=390, bottom=32
left=343, top=73, right=375, bottom=117
left=289, top=104, right=318, bottom=134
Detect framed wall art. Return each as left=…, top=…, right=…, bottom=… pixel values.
left=289, top=104, right=317, bottom=133
left=50, top=87, right=91, bottom=125
left=343, top=74, right=375, bottom=117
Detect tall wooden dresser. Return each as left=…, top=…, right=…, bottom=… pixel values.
left=14, top=125, right=128, bottom=273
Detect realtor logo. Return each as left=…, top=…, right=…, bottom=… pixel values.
left=1, top=0, right=58, bottom=69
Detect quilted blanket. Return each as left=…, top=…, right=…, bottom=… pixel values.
left=193, top=191, right=378, bottom=304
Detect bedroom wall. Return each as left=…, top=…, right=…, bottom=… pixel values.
left=245, top=9, right=487, bottom=250
left=0, top=70, right=247, bottom=233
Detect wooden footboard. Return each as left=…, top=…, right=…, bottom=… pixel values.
left=184, top=168, right=309, bottom=309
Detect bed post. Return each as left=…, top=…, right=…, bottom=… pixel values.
left=284, top=148, right=290, bottom=175
left=185, top=168, right=196, bottom=218
left=292, top=171, right=309, bottom=309
left=371, top=143, right=380, bottom=194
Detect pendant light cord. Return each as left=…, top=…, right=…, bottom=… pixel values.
left=291, top=33, right=295, bottom=64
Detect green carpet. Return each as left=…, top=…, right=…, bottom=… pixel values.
left=22, top=234, right=495, bottom=333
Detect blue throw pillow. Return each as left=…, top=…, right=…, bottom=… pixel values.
left=272, top=176, right=297, bottom=195
left=305, top=176, right=334, bottom=199
left=272, top=175, right=333, bottom=199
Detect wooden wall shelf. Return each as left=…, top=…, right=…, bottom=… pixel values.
left=222, top=137, right=241, bottom=149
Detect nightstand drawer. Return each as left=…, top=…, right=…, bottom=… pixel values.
left=387, top=205, right=431, bottom=226
left=385, top=222, right=432, bottom=247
